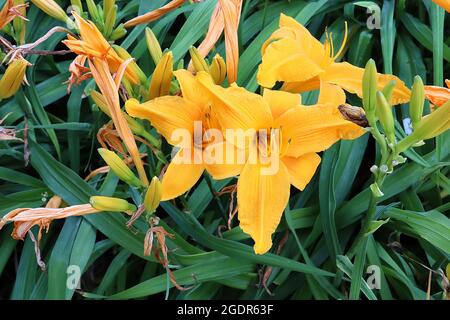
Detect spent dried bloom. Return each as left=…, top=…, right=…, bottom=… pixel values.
left=0, top=0, right=28, bottom=29
left=123, top=0, right=185, bottom=28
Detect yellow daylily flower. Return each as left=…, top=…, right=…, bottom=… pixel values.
left=257, top=14, right=411, bottom=105
left=198, top=77, right=365, bottom=254
left=424, top=79, right=450, bottom=108
left=0, top=0, right=27, bottom=29
left=63, top=12, right=139, bottom=84
left=126, top=70, right=243, bottom=201
left=432, top=0, right=450, bottom=12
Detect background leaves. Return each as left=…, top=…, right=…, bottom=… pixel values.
left=0, top=0, right=449, bottom=300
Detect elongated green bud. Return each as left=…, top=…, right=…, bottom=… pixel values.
left=31, top=0, right=74, bottom=28
left=397, top=100, right=450, bottom=152
left=90, top=196, right=136, bottom=213
left=376, top=91, right=395, bottom=143
left=145, top=27, right=163, bottom=65
left=189, top=46, right=209, bottom=73
left=409, top=76, right=425, bottom=129
left=144, top=176, right=162, bottom=214
left=209, top=54, right=227, bottom=85
left=104, top=0, right=116, bottom=37
left=86, top=0, right=100, bottom=21
left=70, top=0, right=82, bottom=13
left=362, top=59, right=378, bottom=116
left=149, top=51, right=173, bottom=99
left=113, top=45, right=147, bottom=84
left=110, top=24, right=127, bottom=41
left=98, top=148, right=143, bottom=187
left=381, top=80, right=396, bottom=103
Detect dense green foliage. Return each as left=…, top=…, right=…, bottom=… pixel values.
left=0, top=0, right=449, bottom=300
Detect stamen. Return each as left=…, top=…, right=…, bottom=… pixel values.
left=334, top=21, right=348, bottom=60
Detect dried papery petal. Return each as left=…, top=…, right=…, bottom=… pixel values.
left=88, top=58, right=149, bottom=185
left=65, top=55, right=91, bottom=93
left=124, top=0, right=185, bottom=28
left=0, top=204, right=100, bottom=241
left=0, top=0, right=28, bottom=29
left=218, top=0, right=242, bottom=84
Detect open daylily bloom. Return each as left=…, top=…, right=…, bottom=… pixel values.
left=432, top=0, right=450, bottom=12
left=126, top=70, right=243, bottom=201
left=425, top=79, right=450, bottom=108
left=198, top=76, right=365, bottom=254
left=0, top=0, right=27, bottom=29
left=193, top=0, right=242, bottom=84
left=63, top=12, right=139, bottom=84
left=257, top=14, right=411, bottom=105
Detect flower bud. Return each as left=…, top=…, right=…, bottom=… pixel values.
left=98, top=148, right=143, bottom=187
left=86, top=0, right=100, bottom=21
left=104, top=0, right=117, bottom=37
left=409, top=76, right=425, bottom=129
left=0, top=58, right=28, bottom=100
left=90, top=196, right=136, bottom=213
left=149, top=51, right=173, bottom=99
left=31, top=0, right=73, bottom=27
left=113, top=45, right=147, bottom=84
left=144, top=176, right=162, bottom=214
left=209, top=54, right=227, bottom=85
left=145, top=27, right=163, bottom=65
left=189, top=46, right=209, bottom=73
left=376, top=91, right=395, bottom=143
left=70, top=0, right=82, bottom=13
left=370, top=182, right=384, bottom=198
left=110, top=24, right=127, bottom=41
left=362, top=59, right=378, bottom=116
left=381, top=80, right=397, bottom=104
left=397, top=99, right=450, bottom=152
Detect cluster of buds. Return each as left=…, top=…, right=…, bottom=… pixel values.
left=189, top=46, right=227, bottom=85
left=362, top=59, right=450, bottom=197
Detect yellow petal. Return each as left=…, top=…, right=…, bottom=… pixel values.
left=432, top=0, right=450, bottom=12
left=161, top=149, right=204, bottom=201
left=198, top=72, right=273, bottom=131
left=322, top=62, right=411, bottom=105
left=257, top=38, right=323, bottom=88
left=318, top=82, right=346, bottom=106
left=282, top=153, right=321, bottom=191
left=174, top=69, right=211, bottom=107
left=262, top=14, right=325, bottom=64
left=281, top=76, right=321, bottom=94
left=237, top=161, right=291, bottom=254
left=203, top=141, right=244, bottom=180
left=276, top=103, right=365, bottom=157
left=125, top=96, right=202, bottom=146
left=263, top=89, right=301, bottom=119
